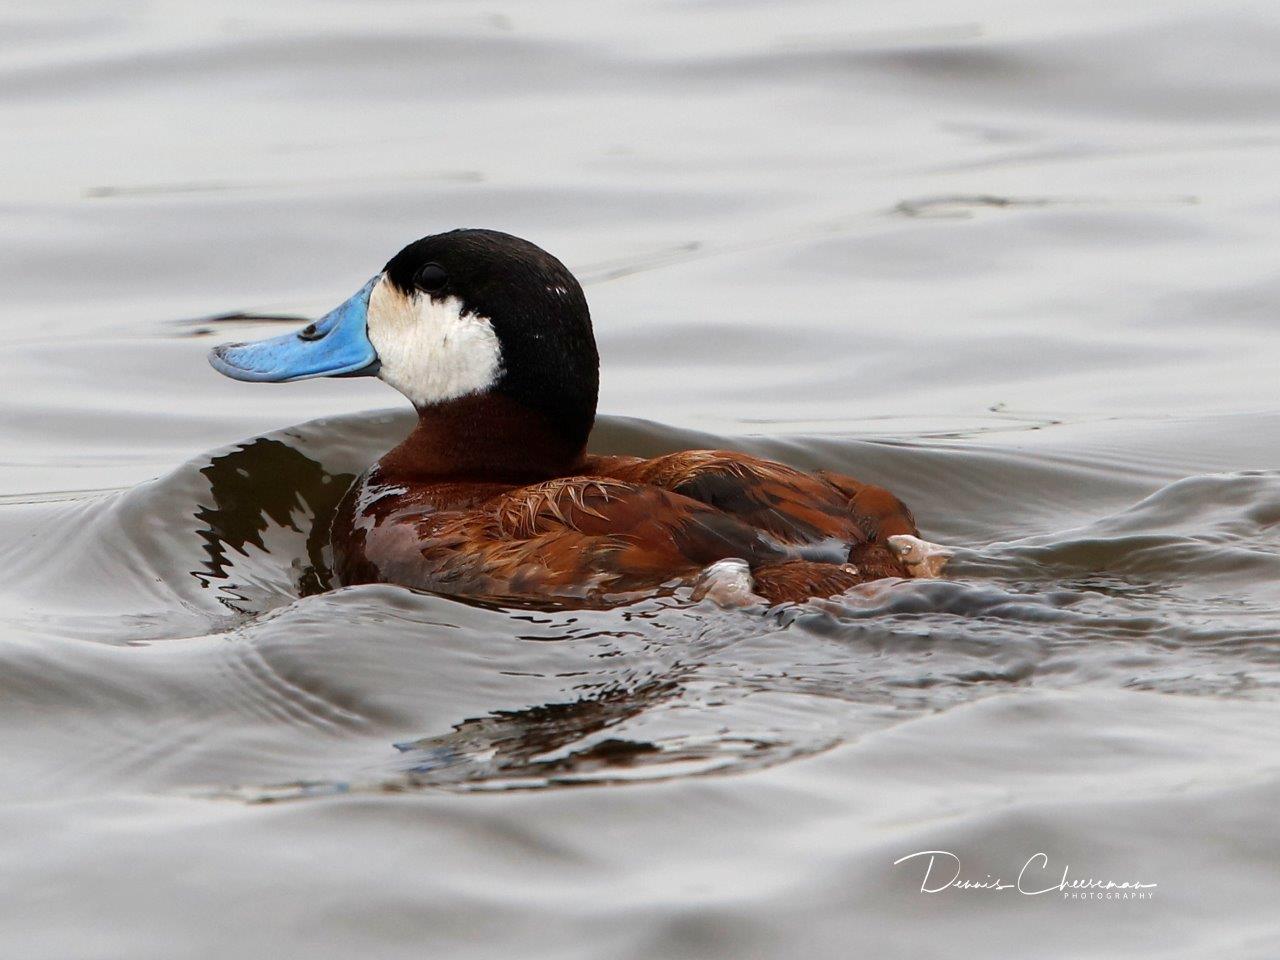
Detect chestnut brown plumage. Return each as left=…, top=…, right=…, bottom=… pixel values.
left=331, top=440, right=921, bottom=607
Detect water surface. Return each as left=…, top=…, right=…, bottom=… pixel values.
left=2, top=0, right=1279, bottom=956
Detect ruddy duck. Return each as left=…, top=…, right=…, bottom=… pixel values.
left=210, top=229, right=946, bottom=607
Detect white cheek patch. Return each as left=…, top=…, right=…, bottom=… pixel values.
left=366, top=276, right=503, bottom=407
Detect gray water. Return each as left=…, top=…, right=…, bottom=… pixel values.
left=1, top=0, right=1279, bottom=956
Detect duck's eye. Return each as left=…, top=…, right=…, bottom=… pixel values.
left=415, top=263, right=448, bottom=293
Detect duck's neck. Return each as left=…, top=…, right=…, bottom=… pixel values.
left=378, top=392, right=590, bottom=482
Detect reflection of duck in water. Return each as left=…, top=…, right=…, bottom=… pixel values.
left=210, top=229, right=947, bottom=607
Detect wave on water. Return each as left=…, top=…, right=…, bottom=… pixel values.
left=0, top=412, right=1275, bottom=802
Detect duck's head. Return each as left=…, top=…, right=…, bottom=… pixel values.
left=210, top=229, right=599, bottom=455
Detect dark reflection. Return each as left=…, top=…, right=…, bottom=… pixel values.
left=191, top=438, right=356, bottom=610
left=229, top=669, right=799, bottom=802
left=391, top=678, right=681, bottom=787
left=166, top=311, right=308, bottom=339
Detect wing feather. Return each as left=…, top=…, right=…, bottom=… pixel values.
left=594, top=449, right=911, bottom=544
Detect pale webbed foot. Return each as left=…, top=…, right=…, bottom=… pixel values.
left=886, top=534, right=953, bottom=579
left=691, top=558, right=764, bottom=607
